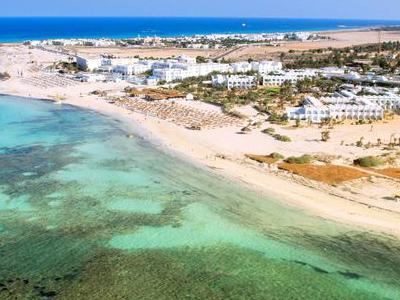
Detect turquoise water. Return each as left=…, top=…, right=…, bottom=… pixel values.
left=0, top=95, right=399, bottom=299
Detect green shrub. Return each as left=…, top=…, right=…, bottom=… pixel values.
left=268, top=113, right=289, bottom=125
left=262, top=127, right=291, bottom=142
left=270, top=152, right=285, bottom=160
left=262, top=127, right=276, bottom=134
left=353, top=156, right=383, bottom=167
left=285, top=155, right=312, bottom=164
left=273, top=134, right=292, bottom=142
left=196, top=56, right=207, bottom=63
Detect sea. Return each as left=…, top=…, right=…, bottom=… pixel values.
left=0, top=17, right=400, bottom=42
left=0, top=94, right=400, bottom=299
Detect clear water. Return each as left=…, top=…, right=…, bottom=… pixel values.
left=1, top=17, right=400, bottom=42
left=0, top=95, right=399, bottom=299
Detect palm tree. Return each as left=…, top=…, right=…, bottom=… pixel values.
left=279, top=81, right=294, bottom=104
left=356, top=137, right=365, bottom=147
left=389, top=133, right=396, bottom=146
left=321, top=130, right=330, bottom=142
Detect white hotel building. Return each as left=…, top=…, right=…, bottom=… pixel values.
left=335, top=90, right=400, bottom=111
left=76, top=56, right=103, bottom=71
left=286, top=96, right=385, bottom=123
left=76, top=56, right=140, bottom=72
left=358, top=96, right=400, bottom=111
left=251, top=61, right=283, bottom=74
left=230, top=61, right=283, bottom=74
left=76, top=55, right=286, bottom=85
left=263, top=69, right=317, bottom=86
left=112, top=63, right=152, bottom=76
left=153, top=63, right=232, bottom=82
left=212, top=75, right=257, bottom=90
left=231, top=62, right=252, bottom=73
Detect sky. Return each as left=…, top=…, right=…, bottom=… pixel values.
left=1, top=0, right=400, bottom=20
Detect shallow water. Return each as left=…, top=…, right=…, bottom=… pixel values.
left=0, top=95, right=399, bottom=299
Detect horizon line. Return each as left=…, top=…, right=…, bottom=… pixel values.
left=0, top=16, right=400, bottom=22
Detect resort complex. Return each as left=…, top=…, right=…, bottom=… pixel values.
left=16, top=40, right=400, bottom=126
left=1, top=14, right=400, bottom=299
left=76, top=54, right=281, bottom=83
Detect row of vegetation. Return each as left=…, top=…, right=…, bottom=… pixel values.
left=174, top=75, right=266, bottom=111
left=246, top=153, right=313, bottom=165
left=51, top=61, right=80, bottom=73
left=282, top=41, right=400, bottom=72
left=247, top=150, right=391, bottom=169
left=174, top=72, right=343, bottom=118
left=261, top=127, right=291, bottom=142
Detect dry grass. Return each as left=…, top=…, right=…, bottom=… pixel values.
left=278, top=163, right=369, bottom=185
left=245, top=154, right=280, bottom=165
left=222, top=30, right=400, bottom=61
left=375, top=168, right=400, bottom=179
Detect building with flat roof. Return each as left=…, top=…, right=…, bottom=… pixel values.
left=212, top=74, right=257, bottom=90
left=286, top=96, right=385, bottom=123
left=359, top=95, right=400, bottom=111
left=76, top=56, right=103, bottom=71
left=113, top=63, right=151, bottom=76
left=153, top=63, right=232, bottom=82
left=263, top=69, right=317, bottom=86
left=231, top=62, right=252, bottom=73
left=251, top=61, right=283, bottom=74
left=230, top=61, right=282, bottom=74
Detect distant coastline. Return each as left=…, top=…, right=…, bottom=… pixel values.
left=1, top=17, right=400, bottom=43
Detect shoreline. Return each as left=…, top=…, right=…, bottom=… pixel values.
left=2, top=90, right=400, bottom=239
left=1, top=24, right=398, bottom=44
